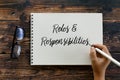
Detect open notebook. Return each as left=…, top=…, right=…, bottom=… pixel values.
left=30, top=13, right=103, bottom=65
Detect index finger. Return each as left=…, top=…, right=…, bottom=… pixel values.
left=92, top=44, right=110, bottom=55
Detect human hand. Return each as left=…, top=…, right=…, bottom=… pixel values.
left=90, top=44, right=111, bottom=80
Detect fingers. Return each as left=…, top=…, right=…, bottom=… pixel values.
left=92, top=44, right=110, bottom=55
left=92, top=44, right=107, bottom=50
left=90, top=47, right=98, bottom=63
left=92, top=44, right=111, bottom=63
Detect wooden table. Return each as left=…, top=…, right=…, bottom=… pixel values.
left=0, top=0, right=120, bottom=79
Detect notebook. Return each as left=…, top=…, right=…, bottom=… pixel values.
left=30, top=13, right=103, bottom=65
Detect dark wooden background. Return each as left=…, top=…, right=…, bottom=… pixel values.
left=0, top=0, right=120, bottom=80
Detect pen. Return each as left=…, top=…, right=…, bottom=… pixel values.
left=95, top=47, right=120, bottom=67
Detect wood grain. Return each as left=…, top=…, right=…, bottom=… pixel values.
left=0, top=0, right=120, bottom=79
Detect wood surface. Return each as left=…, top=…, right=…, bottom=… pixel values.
left=0, top=0, right=120, bottom=80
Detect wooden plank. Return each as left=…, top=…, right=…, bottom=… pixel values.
left=0, top=8, right=19, bottom=21
left=0, top=55, right=119, bottom=80
left=29, top=0, right=120, bottom=7
left=0, top=6, right=120, bottom=21
left=103, top=22, right=120, bottom=52
left=0, top=0, right=119, bottom=21
left=0, top=0, right=119, bottom=10
left=0, top=0, right=25, bottom=3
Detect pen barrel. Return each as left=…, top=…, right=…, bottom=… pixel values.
left=95, top=48, right=120, bottom=67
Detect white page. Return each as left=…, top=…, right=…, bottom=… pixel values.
left=30, top=13, right=103, bottom=65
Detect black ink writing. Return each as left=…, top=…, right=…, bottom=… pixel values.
left=52, top=24, right=70, bottom=33
left=41, top=36, right=90, bottom=47
left=52, top=24, right=78, bottom=33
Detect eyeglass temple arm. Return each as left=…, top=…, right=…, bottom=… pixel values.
left=10, top=26, right=18, bottom=58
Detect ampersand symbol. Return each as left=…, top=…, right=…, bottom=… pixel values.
left=71, top=24, right=77, bottom=32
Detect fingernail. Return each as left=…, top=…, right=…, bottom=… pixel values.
left=91, top=44, right=94, bottom=47
left=91, top=47, right=94, bottom=49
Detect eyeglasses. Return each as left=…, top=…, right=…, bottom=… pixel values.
left=11, top=26, right=24, bottom=58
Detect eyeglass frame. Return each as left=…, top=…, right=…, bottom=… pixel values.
left=11, top=26, right=24, bottom=59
